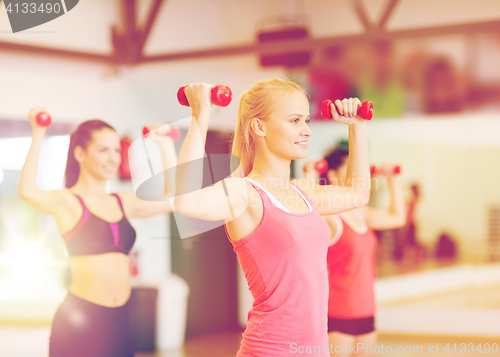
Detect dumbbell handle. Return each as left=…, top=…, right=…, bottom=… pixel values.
left=321, top=100, right=373, bottom=120
left=142, top=126, right=181, bottom=142
left=370, top=165, right=401, bottom=175
left=36, top=112, right=52, bottom=127
left=177, top=85, right=232, bottom=107
left=303, top=159, right=329, bottom=175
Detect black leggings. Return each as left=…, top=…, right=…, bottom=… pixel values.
left=327, top=316, right=375, bottom=336
left=49, top=292, right=134, bottom=357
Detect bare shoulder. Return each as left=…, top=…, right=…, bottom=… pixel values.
left=224, top=178, right=264, bottom=241
left=114, top=190, right=134, bottom=201
left=291, top=178, right=318, bottom=193
left=222, top=177, right=264, bottom=214
left=216, top=176, right=246, bottom=189
left=291, top=178, right=310, bottom=187
left=56, top=188, right=80, bottom=207
left=214, top=177, right=249, bottom=198
left=49, top=188, right=83, bottom=229
left=113, top=191, right=134, bottom=208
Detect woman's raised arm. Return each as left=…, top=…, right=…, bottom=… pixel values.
left=298, top=98, right=371, bottom=215
left=18, top=108, right=65, bottom=215
left=361, top=163, right=406, bottom=229
left=119, top=125, right=177, bottom=217
left=174, top=83, right=247, bottom=222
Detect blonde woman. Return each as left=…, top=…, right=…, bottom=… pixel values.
left=175, top=79, right=371, bottom=356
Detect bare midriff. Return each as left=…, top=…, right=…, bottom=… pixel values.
left=68, top=253, right=131, bottom=307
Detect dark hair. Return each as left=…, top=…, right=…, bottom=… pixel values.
left=65, top=120, right=116, bottom=188
left=320, top=145, right=349, bottom=185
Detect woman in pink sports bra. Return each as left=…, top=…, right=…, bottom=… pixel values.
left=174, top=78, right=371, bottom=356
left=306, top=145, right=406, bottom=357
left=18, top=108, right=176, bottom=357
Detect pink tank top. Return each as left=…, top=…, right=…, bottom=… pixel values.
left=327, top=212, right=377, bottom=318
left=225, top=179, right=331, bottom=356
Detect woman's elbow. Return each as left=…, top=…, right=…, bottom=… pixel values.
left=384, top=215, right=407, bottom=229
left=356, top=190, right=370, bottom=208
left=18, top=188, right=32, bottom=201
left=395, top=215, right=407, bottom=228
left=173, top=197, right=197, bottom=217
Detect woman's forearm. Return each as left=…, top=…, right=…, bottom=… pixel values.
left=387, top=176, right=407, bottom=225
left=158, top=140, right=178, bottom=196
left=18, top=132, right=45, bottom=198
left=174, top=113, right=210, bottom=213
left=345, top=121, right=370, bottom=200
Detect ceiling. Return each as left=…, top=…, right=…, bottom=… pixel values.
left=0, top=0, right=499, bottom=65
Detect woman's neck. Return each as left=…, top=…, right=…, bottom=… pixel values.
left=71, top=175, right=109, bottom=196
left=248, top=155, right=292, bottom=191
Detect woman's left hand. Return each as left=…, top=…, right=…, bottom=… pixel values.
left=331, top=98, right=364, bottom=125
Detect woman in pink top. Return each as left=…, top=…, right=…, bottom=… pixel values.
left=175, top=79, right=371, bottom=356
left=306, top=146, right=406, bottom=357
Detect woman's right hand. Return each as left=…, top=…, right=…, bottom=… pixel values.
left=378, top=162, right=399, bottom=177
left=147, top=123, right=175, bottom=147
left=184, top=83, right=214, bottom=119
left=28, top=107, right=48, bottom=135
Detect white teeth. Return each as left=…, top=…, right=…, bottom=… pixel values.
left=295, top=142, right=307, bottom=145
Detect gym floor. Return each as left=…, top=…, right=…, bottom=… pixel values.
left=136, top=333, right=500, bottom=357
left=3, top=285, right=500, bottom=357
left=3, top=326, right=498, bottom=357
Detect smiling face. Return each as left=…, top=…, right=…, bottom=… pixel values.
left=261, top=90, right=311, bottom=160
left=75, top=128, right=121, bottom=181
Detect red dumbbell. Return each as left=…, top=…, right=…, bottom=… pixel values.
left=142, top=126, right=181, bottom=142
left=321, top=100, right=373, bottom=121
left=36, top=112, right=52, bottom=127
left=303, top=159, right=329, bottom=175
left=370, top=165, right=401, bottom=176
left=177, top=85, right=232, bottom=107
